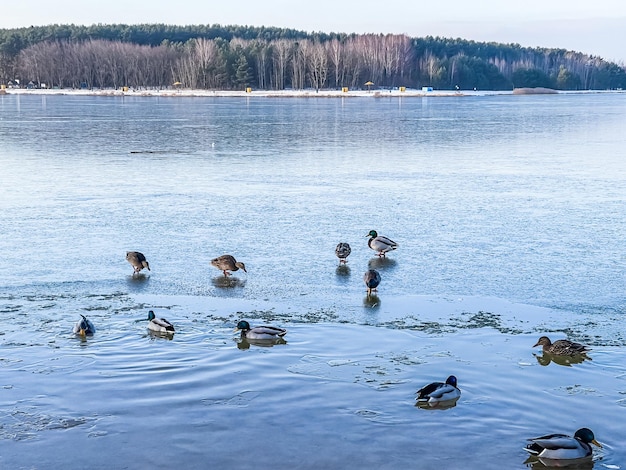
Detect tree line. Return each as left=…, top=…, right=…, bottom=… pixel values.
left=1, top=24, right=624, bottom=91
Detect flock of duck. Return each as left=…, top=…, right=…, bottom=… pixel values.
left=71, top=231, right=601, bottom=466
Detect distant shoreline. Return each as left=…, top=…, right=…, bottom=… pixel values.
left=0, top=87, right=491, bottom=98
left=1, top=87, right=622, bottom=98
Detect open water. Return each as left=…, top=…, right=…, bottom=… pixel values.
left=0, top=91, right=625, bottom=469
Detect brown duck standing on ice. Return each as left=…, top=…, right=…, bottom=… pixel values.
left=211, top=254, right=247, bottom=276
left=363, top=269, right=381, bottom=296
left=126, top=251, right=150, bottom=274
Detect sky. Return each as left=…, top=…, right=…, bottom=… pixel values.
left=2, top=0, right=626, bottom=64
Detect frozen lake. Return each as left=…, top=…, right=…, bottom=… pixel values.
left=1, top=92, right=625, bottom=468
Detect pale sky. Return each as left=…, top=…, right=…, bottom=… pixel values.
left=3, top=0, right=626, bottom=63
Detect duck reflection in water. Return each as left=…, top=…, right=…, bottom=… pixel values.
left=363, top=293, right=381, bottom=309
left=148, top=330, right=175, bottom=341
left=367, top=256, right=397, bottom=271
left=335, top=264, right=351, bottom=277
left=126, top=273, right=150, bottom=291
left=236, top=336, right=288, bottom=349
left=414, top=397, right=459, bottom=410
left=534, top=352, right=591, bottom=367
left=211, top=276, right=246, bottom=288
left=523, top=455, right=595, bottom=469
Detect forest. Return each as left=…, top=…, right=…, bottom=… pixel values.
left=0, top=23, right=625, bottom=91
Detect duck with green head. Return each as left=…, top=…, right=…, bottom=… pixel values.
left=366, top=230, right=397, bottom=257
left=525, top=427, right=602, bottom=460
left=235, top=320, right=286, bottom=340
left=147, top=310, right=175, bottom=334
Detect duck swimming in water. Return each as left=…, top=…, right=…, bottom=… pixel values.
left=416, top=375, right=461, bottom=405
left=235, top=320, right=286, bottom=340
left=533, top=336, right=590, bottom=356
left=147, top=310, right=175, bottom=334
left=524, top=427, right=602, bottom=461
left=73, top=314, right=95, bottom=337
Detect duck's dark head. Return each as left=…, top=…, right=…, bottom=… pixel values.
left=445, top=375, right=458, bottom=387
left=236, top=320, right=251, bottom=332
left=148, top=310, right=156, bottom=321
left=77, top=314, right=91, bottom=336
left=574, top=428, right=602, bottom=448
left=366, top=230, right=378, bottom=238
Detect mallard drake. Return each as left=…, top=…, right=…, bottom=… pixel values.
left=533, top=336, right=590, bottom=356
left=525, top=428, right=602, bottom=460
left=416, top=375, right=461, bottom=404
left=126, top=251, right=150, bottom=274
left=211, top=255, right=247, bottom=277
left=73, top=314, right=95, bottom=337
left=366, top=230, right=398, bottom=257
left=147, top=310, right=175, bottom=334
left=235, top=320, right=286, bottom=340
left=335, top=242, right=351, bottom=264
left=364, top=269, right=381, bottom=295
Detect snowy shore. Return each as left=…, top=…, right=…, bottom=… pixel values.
left=3, top=87, right=624, bottom=98
left=1, top=87, right=506, bottom=98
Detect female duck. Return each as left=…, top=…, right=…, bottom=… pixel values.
left=126, top=251, right=150, bottom=274
left=211, top=255, right=247, bottom=277
left=525, top=428, right=602, bottom=460
left=363, top=269, right=381, bottom=296
left=147, top=310, right=175, bottom=334
left=236, top=320, right=286, bottom=340
left=416, top=375, right=461, bottom=404
left=366, top=230, right=398, bottom=257
left=335, top=242, right=351, bottom=264
left=73, top=314, right=96, bottom=337
left=533, top=336, right=590, bottom=356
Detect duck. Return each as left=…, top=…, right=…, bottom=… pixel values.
left=126, top=251, right=150, bottom=274
left=73, top=314, right=96, bottom=337
left=211, top=254, right=247, bottom=277
left=147, top=310, right=175, bottom=334
left=363, top=269, right=381, bottom=295
left=235, top=320, right=286, bottom=340
left=524, top=428, right=602, bottom=460
left=366, top=230, right=398, bottom=257
left=533, top=336, right=590, bottom=356
left=335, top=242, right=351, bottom=264
left=416, top=375, right=461, bottom=404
